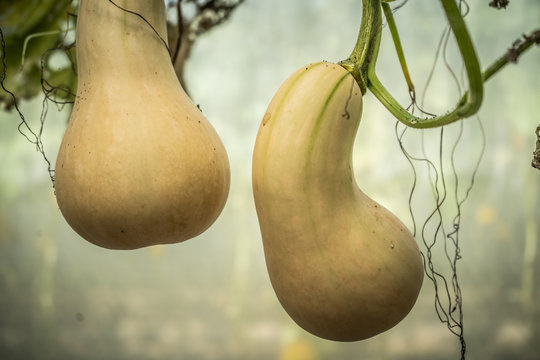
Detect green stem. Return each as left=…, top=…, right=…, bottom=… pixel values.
left=381, top=1, right=415, bottom=94
left=460, top=30, right=540, bottom=109
left=482, top=29, right=538, bottom=83
left=456, top=29, right=539, bottom=110
left=340, top=0, right=489, bottom=128
left=367, top=0, right=484, bottom=128
left=338, top=0, right=382, bottom=95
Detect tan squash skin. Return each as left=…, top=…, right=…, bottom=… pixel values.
left=252, top=62, right=424, bottom=341
left=54, top=0, right=230, bottom=250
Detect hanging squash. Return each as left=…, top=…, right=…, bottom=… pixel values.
left=54, top=0, right=230, bottom=250
left=252, top=62, right=424, bottom=341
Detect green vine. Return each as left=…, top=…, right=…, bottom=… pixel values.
left=340, top=0, right=539, bottom=129
left=380, top=1, right=414, bottom=95
left=338, top=0, right=382, bottom=95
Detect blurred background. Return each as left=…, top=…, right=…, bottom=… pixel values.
left=1, top=1, right=539, bottom=359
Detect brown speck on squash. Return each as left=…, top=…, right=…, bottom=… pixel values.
left=263, top=112, right=271, bottom=126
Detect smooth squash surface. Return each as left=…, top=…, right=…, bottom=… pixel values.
left=54, top=0, right=230, bottom=249
left=252, top=62, right=424, bottom=341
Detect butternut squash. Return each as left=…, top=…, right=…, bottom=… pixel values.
left=252, top=62, right=424, bottom=341
left=54, top=0, right=230, bottom=250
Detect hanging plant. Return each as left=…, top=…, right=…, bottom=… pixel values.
left=251, top=0, right=539, bottom=356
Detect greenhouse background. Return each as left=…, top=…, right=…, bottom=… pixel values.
left=1, top=1, right=539, bottom=359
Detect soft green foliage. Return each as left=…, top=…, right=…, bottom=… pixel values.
left=0, top=0, right=75, bottom=108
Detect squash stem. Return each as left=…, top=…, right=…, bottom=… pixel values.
left=337, top=1, right=536, bottom=128
left=381, top=2, right=415, bottom=94
left=365, top=0, right=485, bottom=128
left=338, top=0, right=382, bottom=95
left=457, top=28, right=539, bottom=107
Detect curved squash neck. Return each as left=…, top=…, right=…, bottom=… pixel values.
left=302, top=112, right=361, bottom=196
left=76, top=0, right=171, bottom=82
left=255, top=64, right=363, bottom=196
left=300, top=73, right=362, bottom=188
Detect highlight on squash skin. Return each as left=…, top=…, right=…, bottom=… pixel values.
left=54, top=0, right=230, bottom=250
left=252, top=62, right=424, bottom=341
